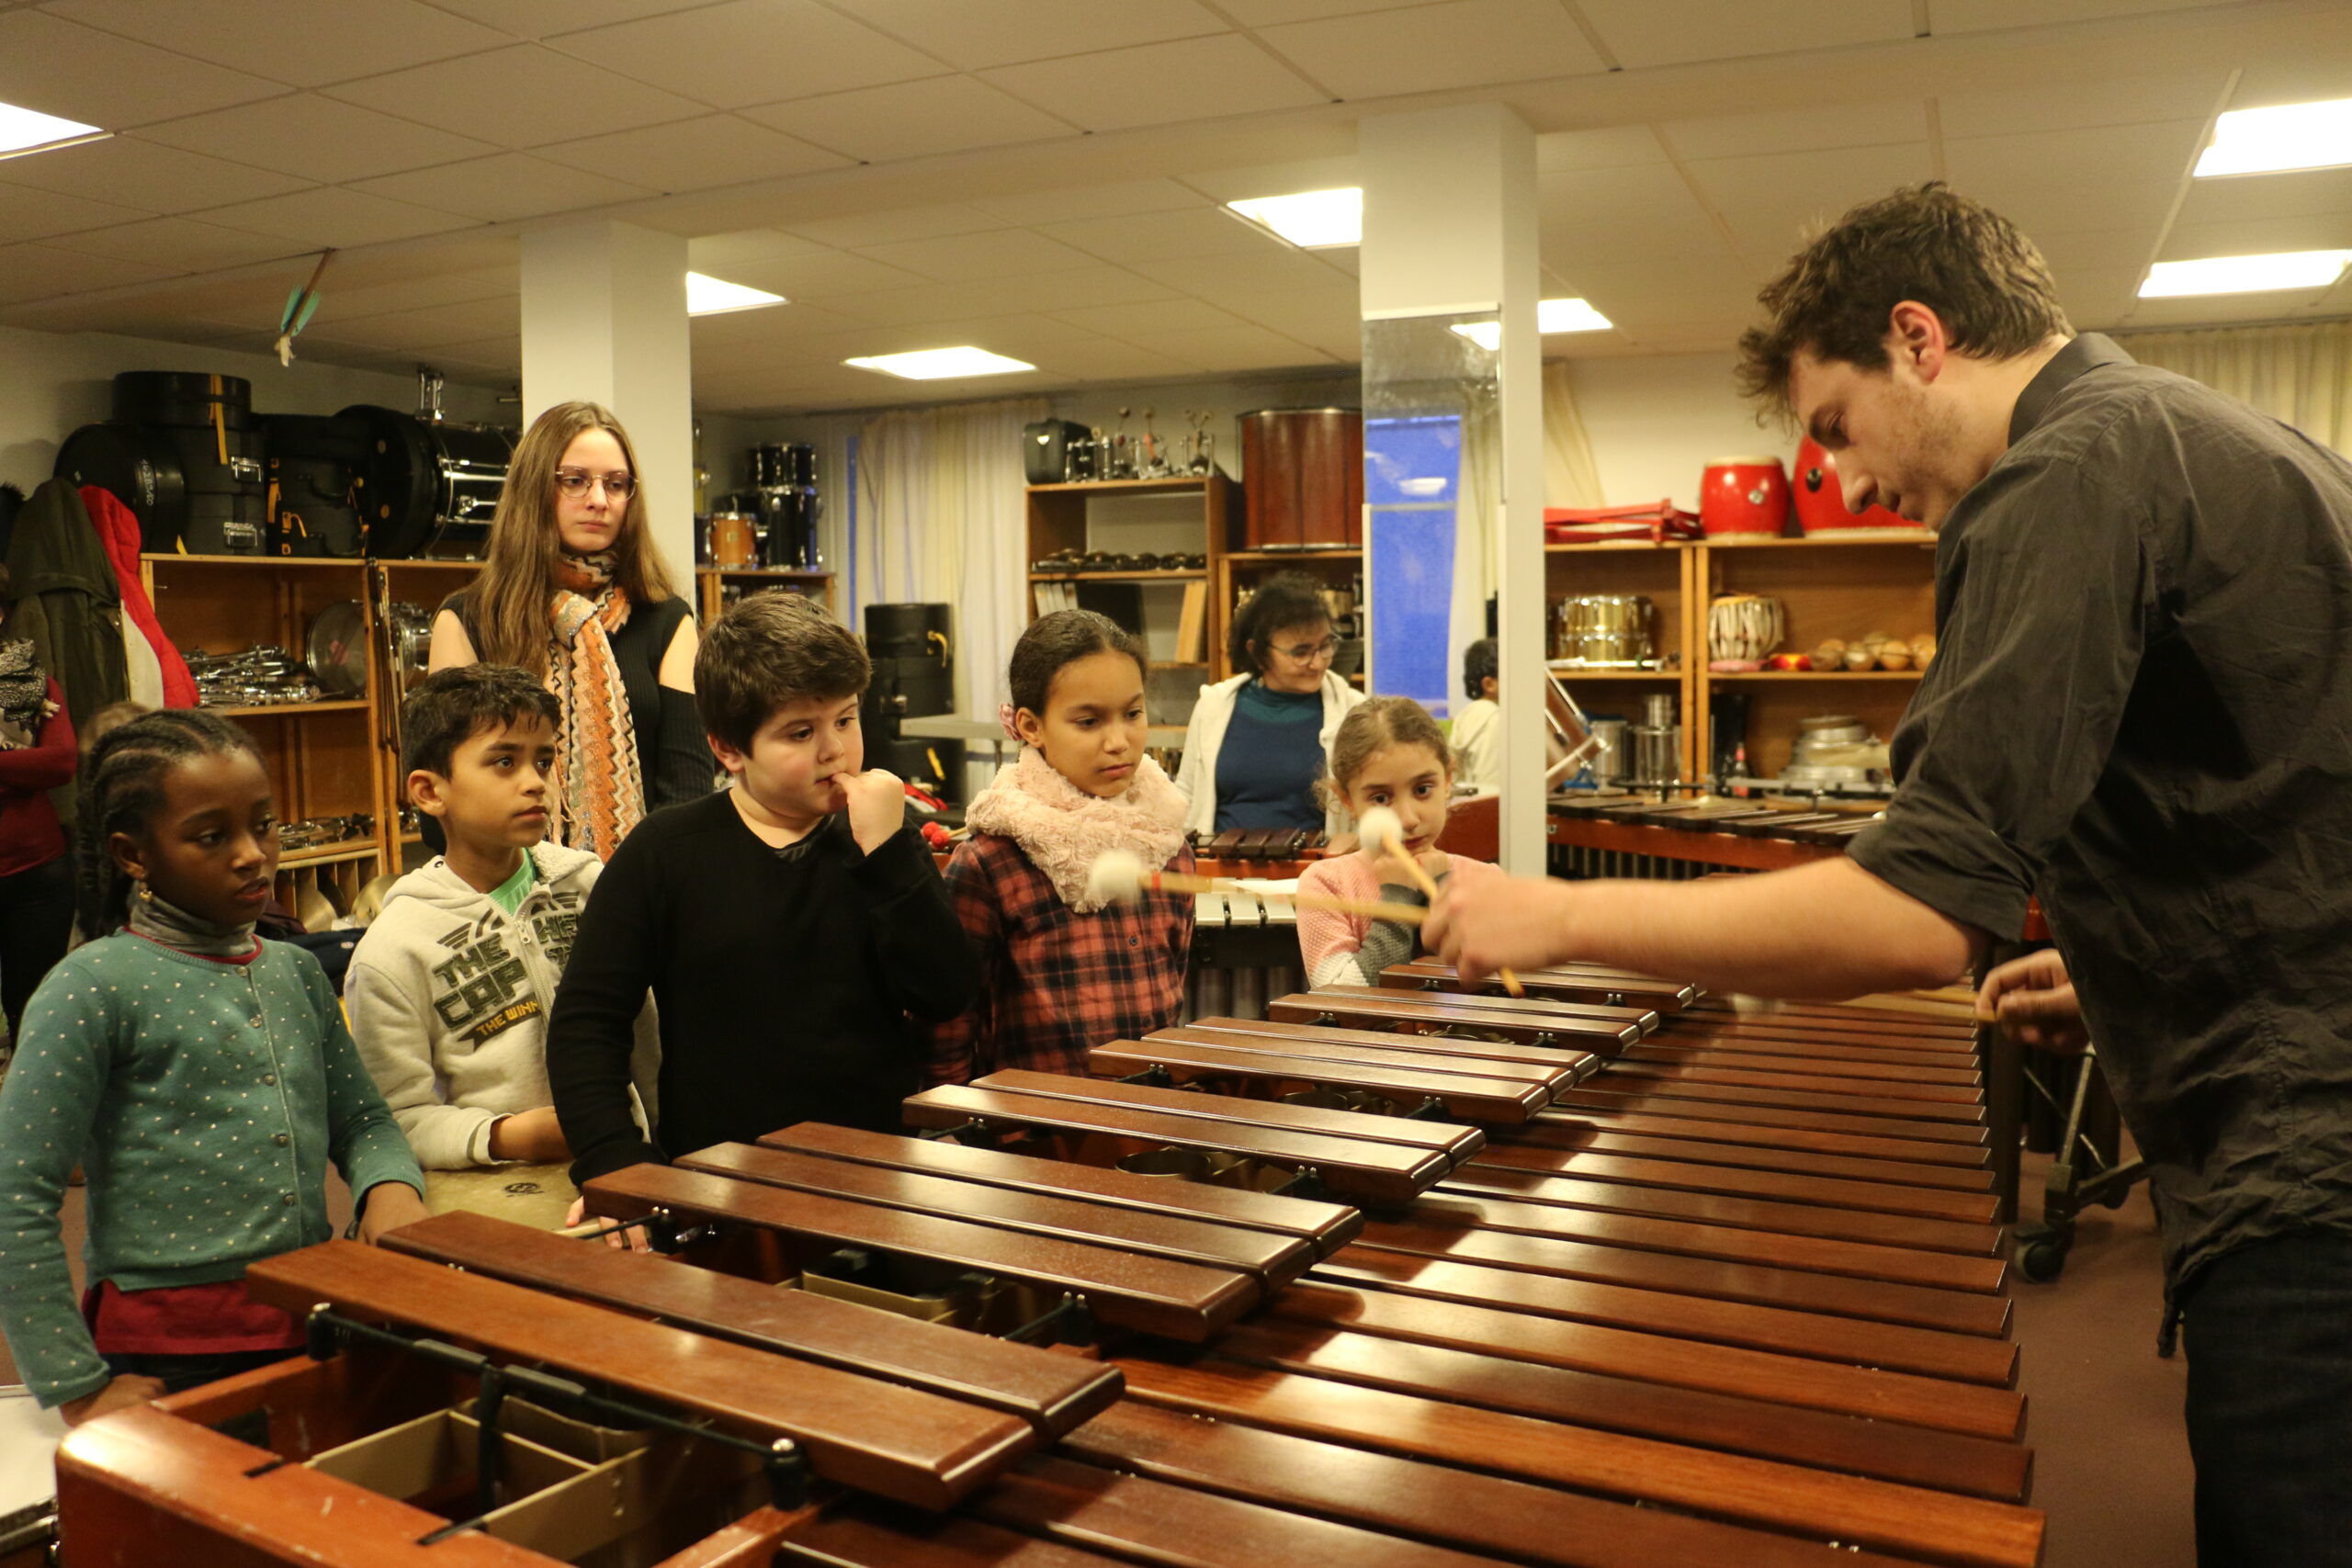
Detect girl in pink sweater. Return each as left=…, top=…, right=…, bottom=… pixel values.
left=1297, top=697, right=1501, bottom=987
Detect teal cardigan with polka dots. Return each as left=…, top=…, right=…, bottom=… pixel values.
left=0, top=932, right=424, bottom=1407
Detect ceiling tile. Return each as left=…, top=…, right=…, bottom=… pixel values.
left=0, top=11, right=284, bottom=128
left=968, top=180, right=1207, bottom=226
left=311, top=297, right=518, bottom=350
left=139, top=96, right=502, bottom=185
left=1684, top=142, right=1935, bottom=242
left=549, top=0, right=944, bottom=107
left=415, top=0, right=714, bottom=39
left=1216, top=0, right=1439, bottom=21
left=0, top=183, right=150, bottom=243
left=1183, top=155, right=1359, bottom=204
left=0, top=242, right=182, bottom=305
left=856, top=228, right=1102, bottom=282
left=742, top=76, right=1076, bottom=162
left=1048, top=297, right=1248, bottom=335
left=2172, top=166, right=2352, bottom=228
left=2026, top=227, right=2162, bottom=276
left=309, top=271, right=520, bottom=322
left=831, top=0, right=1229, bottom=70
left=1929, top=0, right=2216, bottom=33
left=1257, top=0, right=1605, bottom=99
left=1538, top=161, right=1716, bottom=230
left=713, top=248, right=930, bottom=299
left=1041, top=206, right=1287, bottom=264
left=0, top=134, right=316, bottom=215
left=1228, top=284, right=1359, bottom=341
left=47, top=0, right=510, bottom=86
left=978, top=35, right=1324, bottom=132
left=322, top=43, right=706, bottom=149
left=1661, top=100, right=1928, bottom=162
left=2162, top=214, right=2352, bottom=264
left=200, top=186, right=481, bottom=248
left=1026, top=340, right=1202, bottom=381
left=983, top=265, right=1188, bottom=313
left=787, top=204, right=1012, bottom=248
left=350, top=153, right=657, bottom=221
left=1129, top=246, right=1352, bottom=300
left=1534, top=126, right=1668, bottom=173
left=1576, top=0, right=1914, bottom=68
left=42, top=217, right=302, bottom=271
left=1943, top=120, right=2206, bottom=197
left=688, top=229, right=832, bottom=272
left=1935, top=71, right=2227, bottom=139
left=533, top=114, right=846, bottom=191
left=1118, top=321, right=1332, bottom=372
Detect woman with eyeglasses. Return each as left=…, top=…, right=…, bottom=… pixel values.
left=1175, top=571, right=1366, bottom=836
left=426, top=401, right=708, bottom=860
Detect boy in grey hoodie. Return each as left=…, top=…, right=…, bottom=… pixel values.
left=347, top=665, right=652, bottom=1217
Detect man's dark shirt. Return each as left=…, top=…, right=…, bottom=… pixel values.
left=1849, top=333, right=2352, bottom=1290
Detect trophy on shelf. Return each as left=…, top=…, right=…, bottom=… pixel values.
left=1139, top=406, right=1176, bottom=479
left=1184, top=408, right=1216, bottom=476
left=1102, top=407, right=1138, bottom=480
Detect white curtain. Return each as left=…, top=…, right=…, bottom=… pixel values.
left=2112, top=322, right=2352, bottom=458
left=1543, top=359, right=1605, bottom=508
left=853, top=397, right=1048, bottom=728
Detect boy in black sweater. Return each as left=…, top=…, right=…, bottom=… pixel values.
left=548, top=593, right=977, bottom=1188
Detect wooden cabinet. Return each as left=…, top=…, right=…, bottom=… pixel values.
left=1545, top=534, right=1936, bottom=784
left=696, top=567, right=836, bottom=626
left=1024, top=477, right=1236, bottom=699
left=1213, top=547, right=1363, bottom=682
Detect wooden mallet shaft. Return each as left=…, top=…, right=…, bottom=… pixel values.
left=1365, top=812, right=1525, bottom=998
left=1141, top=865, right=1431, bottom=925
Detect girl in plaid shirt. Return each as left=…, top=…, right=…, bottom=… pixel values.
left=925, top=612, right=1194, bottom=1084
left=1298, top=697, right=1504, bottom=987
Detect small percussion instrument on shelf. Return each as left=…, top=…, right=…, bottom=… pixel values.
left=1792, top=437, right=1922, bottom=535
left=708, top=510, right=758, bottom=568
left=1699, top=455, right=1792, bottom=536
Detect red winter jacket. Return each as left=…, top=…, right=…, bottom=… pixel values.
left=80, top=486, right=198, bottom=709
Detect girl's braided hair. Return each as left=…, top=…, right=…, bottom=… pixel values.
left=75, top=709, right=262, bottom=936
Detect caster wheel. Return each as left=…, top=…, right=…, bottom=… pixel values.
left=2099, top=1186, right=2132, bottom=1210
left=2019, top=1237, right=2070, bottom=1282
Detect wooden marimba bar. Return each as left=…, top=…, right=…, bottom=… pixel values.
left=1550, top=794, right=1886, bottom=878
left=51, top=966, right=2039, bottom=1568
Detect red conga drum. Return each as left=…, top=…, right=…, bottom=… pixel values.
left=1698, top=456, right=1790, bottom=536
left=1792, top=437, right=1912, bottom=533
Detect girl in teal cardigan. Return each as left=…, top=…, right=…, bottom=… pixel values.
left=0, top=711, right=424, bottom=1423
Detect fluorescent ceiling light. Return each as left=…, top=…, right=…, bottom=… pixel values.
left=1227, top=187, right=1363, bottom=249
left=2138, top=250, right=2352, bottom=298
left=1451, top=298, right=1615, bottom=350
left=2196, top=96, right=2352, bottom=177
left=685, top=272, right=785, bottom=315
left=844, top=346, right=1036, bottom=380
left=0, top=101, right=107, bottom=160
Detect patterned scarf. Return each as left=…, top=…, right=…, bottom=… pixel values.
left=546, top=550, right=644, bottom=861
left=127, top=887, right=260, bottom=959
left=966, top=747, right=1190, bottom=912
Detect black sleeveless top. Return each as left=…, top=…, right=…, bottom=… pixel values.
left=441, top=588, right=711, bottom=811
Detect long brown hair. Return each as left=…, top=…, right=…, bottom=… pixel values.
left=471, top=400, right=678, bottom=676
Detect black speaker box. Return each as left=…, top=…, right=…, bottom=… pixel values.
left=1023, top=420, right=1091, bottom=485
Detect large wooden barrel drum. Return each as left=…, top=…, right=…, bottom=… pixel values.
left=1239, top=408, right=1363, bottom=549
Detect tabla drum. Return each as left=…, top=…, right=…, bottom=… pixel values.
left=709, top=511, right=757, bottom=568
left=1792, top=437, right=1917, bottom=534
left=1239, top=408, right=1362, bottom=548
left=1698, top=456, right=1790, bottom=536
left=338, top=404, right=515, bottom=559
left=55, top=420, right=266, bottom=555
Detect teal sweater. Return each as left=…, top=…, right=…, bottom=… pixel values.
left=0, top=933, right=423, bottom=1406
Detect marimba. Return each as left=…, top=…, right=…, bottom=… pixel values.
left=51, top=967, right=2040, bottom=1568
left=1549, top=794, right=1886, bottom=877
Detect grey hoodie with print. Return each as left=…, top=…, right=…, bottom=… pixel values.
left=346, top=841, right=657, bottom=1169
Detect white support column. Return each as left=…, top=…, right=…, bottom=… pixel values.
left=520, top=220, right=695, bottom=595
left=1360, top=103, right=1545, bottom=874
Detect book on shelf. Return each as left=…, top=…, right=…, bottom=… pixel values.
left=1175, top=580, right=1208, bottom=664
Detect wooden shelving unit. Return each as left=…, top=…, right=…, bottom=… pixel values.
left=1545, top=532, right=1936, bottom=782
left=1025, top=476, right=1238, bottom=705
left=1212, top=546, right=1363, bottom=682
left=695, top=566, right=836, bottom=625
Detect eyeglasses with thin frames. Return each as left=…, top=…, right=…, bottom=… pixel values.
left=1272, top=637, right=1339, bottom=664
left=555, top=468, right=635, bottom=499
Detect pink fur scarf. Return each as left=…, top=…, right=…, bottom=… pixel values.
left=966, top=746, right=1189, bottom=912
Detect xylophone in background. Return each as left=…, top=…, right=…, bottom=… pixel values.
left=1185, top=886, right=1301, bottom=1022
left=1549, top=793, right=1888, bottom=879
left=51, top=960, right=2041, bottom=1568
